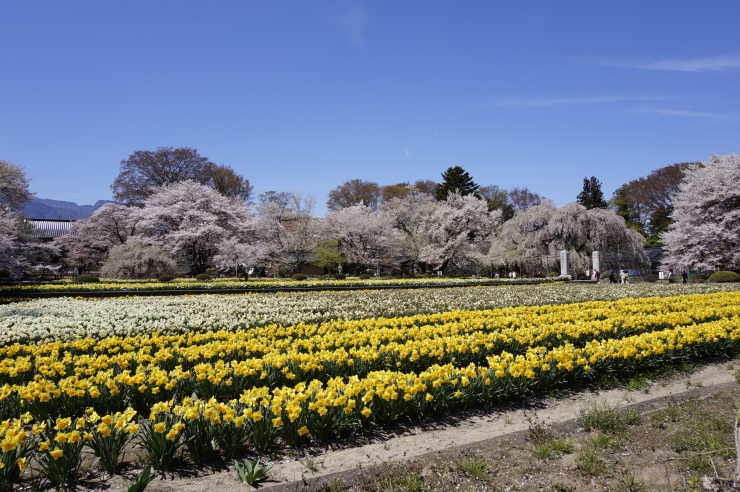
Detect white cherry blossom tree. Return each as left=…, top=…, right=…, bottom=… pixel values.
left=56, top=203, right=137, bottom=270
left=489, top=200, right=647, bottom=274
left=419, top=192, right=500, bottom=273
left=255, top=192, right=320, bottom=275
left=381, top=191, right=438, bottom=273
left=661, top=153, right=740, bottom=271
left=323, top=203, right=401, bottom=274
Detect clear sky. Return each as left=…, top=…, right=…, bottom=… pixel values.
left=2, top=1, right=739, bottom=215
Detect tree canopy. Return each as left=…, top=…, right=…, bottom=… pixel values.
left=611, top=162, right=693, bottom=245
left=576, top=176, right=608, bottom=209
left=435, top=166, right=480, bottom=200
left=326, top=179, right=383, bottom=211
left=478, top=185, right=544, bottom=220
left=111, top=147, right=252, bottom=205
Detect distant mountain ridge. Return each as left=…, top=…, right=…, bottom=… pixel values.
left=23, top=198, right=113, bottom=220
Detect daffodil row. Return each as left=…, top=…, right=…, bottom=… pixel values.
left=0, top=292, right=736, bottom=425
left=0, top=292, right=736, bottom=404
left=2, top=283, right=739, bottom=347
left=0, top=300, right=737, bottom=487
left=0, top=275, right=566, bottom=295
left=8, top=312, right=737, bottom=470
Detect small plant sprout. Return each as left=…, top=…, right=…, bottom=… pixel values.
left=234, top=457, right=273, bottom=485
left=302, top=456, right=323, bottom=473
left=123, top=466, right=157, bottom=492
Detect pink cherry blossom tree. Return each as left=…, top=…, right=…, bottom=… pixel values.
left=135, top=181, right=258, bottom=274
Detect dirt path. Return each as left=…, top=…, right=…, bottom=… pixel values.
left=108, top=360, right=737, bottom=491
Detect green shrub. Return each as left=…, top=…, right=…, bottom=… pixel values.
left=708, top=271, right=740, bottom=283
left=71, top=274, right=100, bottom=284
left=157, top=274, right=175, bottom=282
left=689, top=274, right=708, bottom=283
left=291, top=274, right=307, bottom=281
left=333, top=274, right=347, bottom=280
left=642, top=274, right=659, bottom=282
left=358, top=274, right=371, bottom=280
left=547, top=271, right=560, bottom=277
left=195, top=273, right=212, bottom=281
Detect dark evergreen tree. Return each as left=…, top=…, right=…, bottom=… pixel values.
left=576, top=176, right=608, bottom=209
left=434, top=166, right=480, bottom=201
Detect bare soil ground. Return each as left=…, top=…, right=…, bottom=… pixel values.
left=66, top=359, right=740, bottom=492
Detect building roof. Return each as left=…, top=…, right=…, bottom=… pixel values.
left=644, top=247, right=664, bottom=261
left=26, top=219, right=75, bottom=239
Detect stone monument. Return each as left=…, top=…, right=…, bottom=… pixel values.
left=592, top=251, right=601, bottom=279
left=560, top=250, right=570, bottom=277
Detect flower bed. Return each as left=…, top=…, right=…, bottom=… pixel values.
left=0, top=275, right=568, bottom=295
left=0, top=287, right=738, bottom=489
left=2, top=283, right=738, bottom=346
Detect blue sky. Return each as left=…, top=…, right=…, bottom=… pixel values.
left=2, top=1, right=739, bottom=215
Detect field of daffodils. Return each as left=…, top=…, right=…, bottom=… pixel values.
left=0, top=282, right=738, bottom=488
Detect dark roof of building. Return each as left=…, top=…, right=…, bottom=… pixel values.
left=644, top=247, right=664, bottom=261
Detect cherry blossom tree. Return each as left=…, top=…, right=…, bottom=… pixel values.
left=489, top=201, right=647, bottom=274
left=255, top=192, right=319, bottom=275
left=420, top=192, right=499, bottom=273
left=0, top=160, right=34, bottom=212
left=382, top=191, right=438, bottom=272
left=0, top=211, right=60, bottom=279
left=0, top=161, right=58, bottom=279
left=210, top=237, right=267, bottom=277
left=99, top=242, right=177, bottom=279
left=381, top=190, right=498, bottom=273
left=56, top=203, right=137, bottom=270
left=135, top=181, right=258, bottom=274
left=661, top=154, right=740, bottom=272
left=487, top=200, right=558, bottom=273
left=323, top=203, right=401, bottom=273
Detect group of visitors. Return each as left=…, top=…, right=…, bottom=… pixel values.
left=594, top=270, right=630, bottom=284
left=593, top=269, right=690, bottom=284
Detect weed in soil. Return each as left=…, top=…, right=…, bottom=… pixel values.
left=579, top=400, right=641, bottom=436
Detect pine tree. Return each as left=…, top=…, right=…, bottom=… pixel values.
left=434, top=166, right=480, bottom=200
left=576, top=176, right=608, bottom=209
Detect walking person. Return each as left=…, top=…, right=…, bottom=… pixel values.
left=680, top=269, right=688, bottom=283
left=609, top=270, right=616, bottom=284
